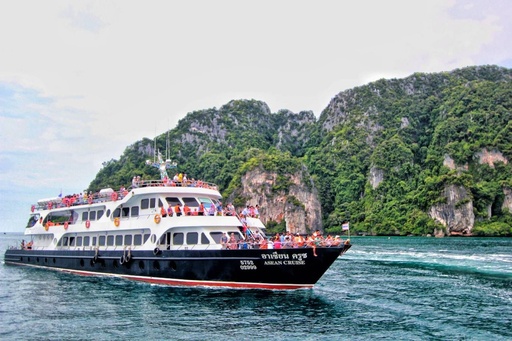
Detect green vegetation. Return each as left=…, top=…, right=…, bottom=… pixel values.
left=87, top=66, right=512, bottom=237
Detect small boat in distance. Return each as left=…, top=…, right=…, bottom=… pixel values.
left=4, top=153, right=351, bottom=290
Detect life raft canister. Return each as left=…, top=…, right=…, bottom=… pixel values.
left=85, top=220, right=91, bottom=228
left=114, top=217, right=120, bottom=227
left=154, top=214, right=161, bottom=224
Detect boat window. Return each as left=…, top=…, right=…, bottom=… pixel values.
left=173, top=232, right=184, bottom=245
left=90, top=211, right=97, bottom=220
left=61, top=237, right=69, bottom=246
left=165, top=197, right=181, bottom=206
left=158, top=199, right=164, bottom=208
left=112, top=208, right=121, bottom=218
left=198, top=198, right=214, bottom=209
left=182, top=197, right=199, bottom=207
left=134, top=234, right=142, bottom=245
left=82, top=212, right=88, bottom=221
left=92, top=236, right=97, bottom=247
left=143, top=233, right=150, bottom=243
left=99, top=236, right=106, bottom=246
left=26, top=214, right=40, bottom=228
left=150, top=198, right=156, bottom=208
left=44, top=210, right=73, bottom=226
left=125, top=235, right=132, bottom=246
left=141, top=199, right=149, bottom=209
left=131, top=206, right=139, bottom=217
left=115, top=235, right=123, bottom=246
left=122, top=207, right=130, bottom=217
left=186, top=232, right=198, bottom=245
left=76, top=237, right=83, bottom=246
left=210, top=232, right=223, bottom=244
left=107, top=235, right=114, bottom=246
left=84, top=236, right=90, bottom=247
left=201, top=233, right=209, bottom=244
left=69, top=237, right=76, bottom=247
left=97, top=210, right=104, bottom=219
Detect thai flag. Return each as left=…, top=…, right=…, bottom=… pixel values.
left=342, top=222, right=350, bottom=230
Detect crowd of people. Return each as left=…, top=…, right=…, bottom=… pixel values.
left=221, top=229, right=348, bottom=255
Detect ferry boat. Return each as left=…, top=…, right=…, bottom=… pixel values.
left=4, top=153, right=351, bottom=290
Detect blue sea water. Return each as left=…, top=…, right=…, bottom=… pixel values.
left=0, top=233, right=510, bottom=341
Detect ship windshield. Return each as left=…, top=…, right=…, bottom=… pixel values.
left=26, top=214, right=40, bottom=228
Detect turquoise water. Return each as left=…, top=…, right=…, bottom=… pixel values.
left=0, top=234, right=510, bottom=340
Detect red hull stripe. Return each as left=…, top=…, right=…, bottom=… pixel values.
left=5, top=262, right=313, bottom=290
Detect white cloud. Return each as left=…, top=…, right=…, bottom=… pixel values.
left=1, top=0, right=512, bottom=231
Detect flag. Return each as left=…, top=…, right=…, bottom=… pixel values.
left=342, top=222, right=350, bottom=230
left=58, top=189, right=62, bottom=198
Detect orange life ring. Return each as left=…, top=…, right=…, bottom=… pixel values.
left=85, top=220, right=91, bottom=228
left=64, top=221, right=69, bottom=229
left=154, top=214, right=161, bottom=224
left=114, top=217, right=120, bottom=227
left=111, top=192, right=118, bottom=201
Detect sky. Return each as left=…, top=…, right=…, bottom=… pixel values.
left=1, top=0, right=512, bottom=232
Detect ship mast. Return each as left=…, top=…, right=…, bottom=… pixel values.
left=145, top=132, right=177, bottom=180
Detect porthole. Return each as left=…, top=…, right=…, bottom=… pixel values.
left=106, top=209, right=111, bottom=217
left=139, top=261, right=145, bottom=270
left=45, top=258, right=48, bottom=263
left=150, top=234, right=156, bottom=243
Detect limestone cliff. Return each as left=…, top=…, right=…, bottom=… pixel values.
left=231, top=167, right=322, bottom=235
left=429, top=185, right=475, bottom=237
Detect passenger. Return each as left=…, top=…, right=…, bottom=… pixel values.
left=242, top=205, right=250, bottom=217
left=215, top=201, right=222, bottom=216
left=254, top=205, right=260, bottom=218
left=183, top=204, right=191, bottom=216
left=174, top=203, right=182, bottom=216
left=228, top=233, right=237, bottom=250
left=220, top=232, right=228, bottom=249
left=331, top=235, right=342, bottom=246
left=295, top=233, right=306, bottom=247
left=198, top=203, right=205, bottom=216
left=259, top=238, right=268, bottom=249
left=226, top=203, right=235, bottom=216
left=160, top=206, right=167, bottom=218
left=208, top=204, right=216, bottom=216
left=167, top=206, right=173, bottom=217
left=267, top=238, right=274, bottom=249
left=26, top=241, right=33, bottom=250
left=307, top=235, right=318, bottom=257
left=178, top=173, right=183, bottom=183
left=273, top=236, right=281, bottom=249
left=20, top=240, right=25, bottom=249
